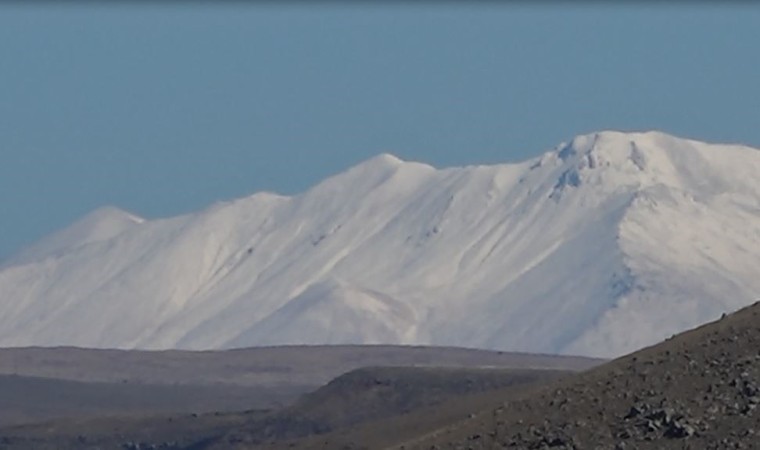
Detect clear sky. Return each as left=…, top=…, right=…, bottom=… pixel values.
left=2, top=3, right=760, bottom=260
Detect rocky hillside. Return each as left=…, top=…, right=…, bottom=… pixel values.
left=402, top=301, right=760, bottom=449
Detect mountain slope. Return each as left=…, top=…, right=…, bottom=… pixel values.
left=401, top=300, right=760, bottom=450
left=1, top=130, right=759, bottom=357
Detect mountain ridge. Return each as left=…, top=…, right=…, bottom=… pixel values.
left=1, top=130, right=759, bottom=357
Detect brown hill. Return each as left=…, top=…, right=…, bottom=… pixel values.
left=0, top=366, right=572, bottom=450
left=0, top=346, right=599, bottom=449
left=0, top=345, right=599, bottom=428
left=205, top=366, right=571, bottom=448
left=251, top=369, right=575, bottom=450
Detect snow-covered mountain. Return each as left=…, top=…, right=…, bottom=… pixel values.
left=2, top=130, right=759, bottom=358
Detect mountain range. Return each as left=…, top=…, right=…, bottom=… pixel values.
left=2, top=130, right=759, bottom=357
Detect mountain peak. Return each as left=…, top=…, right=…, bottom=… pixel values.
left=354, top=153, right=406, bottom=171
left=83, top=205, right=145, bottom=225
left=547, top=130, right=708, bottom=192
left=552, top=130, right=760, bottom=192
left=2, top=132, right=760, bottom=357
left=304, top=152, right=436, bottom=202
left=7, top=205, right=144, bottom=266
left=375, top=152, right=405, bottom=164
left=557, top=130, right=668, bottom=159
left=322, top=152, right=409, bottom=184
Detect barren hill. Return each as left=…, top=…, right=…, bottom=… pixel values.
left=401, top=301, right=760, bottom=449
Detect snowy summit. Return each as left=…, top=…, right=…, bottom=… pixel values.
left=1, top=130, right=759, bottom=358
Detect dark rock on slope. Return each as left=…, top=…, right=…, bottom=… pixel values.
left=404, top=301, right=760, bottom=450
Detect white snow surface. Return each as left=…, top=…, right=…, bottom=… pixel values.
left=2, top=131, right=760, bottom=358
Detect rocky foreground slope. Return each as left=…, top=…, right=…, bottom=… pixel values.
left=1, top=131, right=759, bottom=357
left=401, top=301, right=760, bottom=449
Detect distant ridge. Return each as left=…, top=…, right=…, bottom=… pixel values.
left=1, top=130, right=759, bottom=357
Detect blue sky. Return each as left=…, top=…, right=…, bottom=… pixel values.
left=2, top=3, right=760, bottom=259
